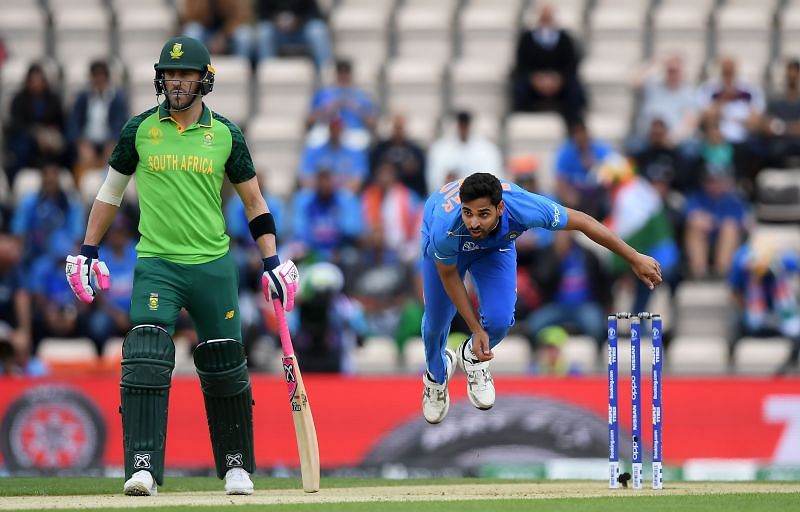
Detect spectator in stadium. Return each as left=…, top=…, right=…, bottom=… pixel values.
left=529, top=326, right=582, bottom=376
left=4, top=63, right=65, bottom=181
left=182, top=0, right=253, bottom=58
left=631, top=55, right=700, bottom=157
left=254, top=0, right=332, bottom=71
left=361, top=161, right=423, bottom=264
left=307, top=59, right=377, bottom=147
left=299, top=115, right=368, bottom=191
left=697, top=58, right=765, bottom=189
left=524, top=231, right=611, bottom=351
left=0, top=234, right=41, bottom=376
left=512, top=4, right=586, bottom=127
left=290, top=167, right=363, bottom=264
left=684, top=127, right=751, bottom=280
left=29, top=233, right=88, bottom=357
left=11, top=161, right=84, bottom=272
left=426, top=111, right=503, bottom=193
left=67, top=60, right=129, bottom=184
left=369, top=113, right=427, bottom=197
left=554, top=120, right=613, bottom=218
left=85, top=215, right=137, bottom=356
left=294, top=262, right=366, bottom=373
left=508, top=155, right=558, bottom=319
left=599, top=154, right=680, bottom=315
left=633, top=118, right=696, bottom=193
left=760, top=59, right=800, bottom=168
left=728, top=238, right=800, bottom=375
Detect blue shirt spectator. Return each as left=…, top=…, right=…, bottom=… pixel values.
left=291, top=170, right=363, bottom=261
left=300, top=117, right=367, bottom=190
left=684, top=187, right=748, bottom=228
left=308, top=59, right=377, bottom=132
left=11, top=163, right=84, bottom=269
left=555, top=130, right=613, bottom=185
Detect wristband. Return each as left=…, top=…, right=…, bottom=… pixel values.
left=248, top=212, right=276, bottom=242
left=263, top=255, right=280, bottom=272
left=80, top=244, right=99, bottom=259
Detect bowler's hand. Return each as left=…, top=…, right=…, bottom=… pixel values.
left=261, top=256, right=299, bottom=312
left=631, top=253, right=663, bottom=290
left=471, top=329, right=493, bottom=362
left=66, top=246, right=110, bottom=304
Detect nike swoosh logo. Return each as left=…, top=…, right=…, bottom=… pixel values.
left=434, top=252, right=449, bottom=260
left=498, top=248, right=512, bottom=252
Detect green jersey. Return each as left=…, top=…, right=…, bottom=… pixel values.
left=108, top=103, right=255, bottom=264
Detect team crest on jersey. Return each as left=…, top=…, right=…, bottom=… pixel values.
left=462, top=241, right=480, bottom=252
left=148, top=293, right=159, bottom=311
left=149, top=127, right=163, bottom=145
left=506, top=231, right=521, bottom=240
left=169, top=43, right=184, bottom=60
left=202, top=131, right=214, bottom=147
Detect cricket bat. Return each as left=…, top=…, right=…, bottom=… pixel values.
left=272, top=298, right=320, bottom=493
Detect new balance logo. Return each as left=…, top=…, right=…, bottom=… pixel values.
left=134, top=453, right=151, bottom=469
left=226, top=453, right=243, bottom=467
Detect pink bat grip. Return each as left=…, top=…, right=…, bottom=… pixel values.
left=272, top=298, right=295, bottom=358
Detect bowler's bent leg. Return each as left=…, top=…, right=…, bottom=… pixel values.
left=421, top=256, right=460, bottom=383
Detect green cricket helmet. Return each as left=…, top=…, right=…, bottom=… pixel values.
left=153, top=36, right=216, bottom=96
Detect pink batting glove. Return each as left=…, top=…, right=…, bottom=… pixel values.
left=262, top=259, right=299, bottom=312
left=65, top=254, right=110, bottom=304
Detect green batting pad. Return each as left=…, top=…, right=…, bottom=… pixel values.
left=120, top=325, right=175, bottom=485
left=193, top=339, right=255, bottom=478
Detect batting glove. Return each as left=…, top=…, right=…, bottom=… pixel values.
left=261, top=255, right=298, bottom=312
left=65, top=245, right=110, bottom=304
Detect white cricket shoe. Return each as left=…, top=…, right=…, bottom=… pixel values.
left=458, top=338, right=495, bottom=410
left=422, top=348, right=457, bottom=424
left=123, top=470, right=157, bottom=496
left=225, top=467, right=254, bottom=495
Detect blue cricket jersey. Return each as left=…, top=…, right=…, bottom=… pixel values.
left=421, top=179, right=570, bottom=265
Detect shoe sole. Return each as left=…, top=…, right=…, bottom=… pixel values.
left=123, top=483, right=154, bottom=496
left=226, top=488, right=254, bottom=495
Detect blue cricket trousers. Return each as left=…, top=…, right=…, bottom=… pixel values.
left=421, top=246, right=517, bottom=383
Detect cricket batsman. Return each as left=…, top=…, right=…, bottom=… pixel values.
left=420, top=173, right=662, bottom=423
left=65, top=37, right=298, bottom=496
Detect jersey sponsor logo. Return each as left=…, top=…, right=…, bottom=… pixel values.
left=202, top=131, right=214, bottom=147
left=462, top=241, right=480, bottom=252
left=148, top=293, right=159, bottom=311
left=148, top=127, right=163, bottom=145
left=551, top=203, right=561, bottom=228
left=169, top=43, right=184, bottom=60
left=224, top=310, right=235, bottom=320
left=146, top=153, right=215, bottom=175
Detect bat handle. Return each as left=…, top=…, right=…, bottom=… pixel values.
left=272, top=298, right=295, bottom=358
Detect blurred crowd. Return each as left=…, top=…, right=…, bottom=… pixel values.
left=1, top=1, right=798, bottom=376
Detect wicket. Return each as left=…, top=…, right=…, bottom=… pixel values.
left=608, top=312, right=663, bottom=490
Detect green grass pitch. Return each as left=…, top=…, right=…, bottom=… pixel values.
left=0, top=477, right=797, bottom=512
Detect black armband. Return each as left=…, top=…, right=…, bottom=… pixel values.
left=248, top=213, right=276, bottom=241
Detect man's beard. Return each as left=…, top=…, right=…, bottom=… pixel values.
left=165, top=85, right=200, bottom=111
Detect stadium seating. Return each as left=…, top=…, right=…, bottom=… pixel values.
left=1, top=0, right=798, bottom=377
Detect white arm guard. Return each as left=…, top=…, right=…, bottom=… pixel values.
left=95, top=167, right=132, bottom=207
